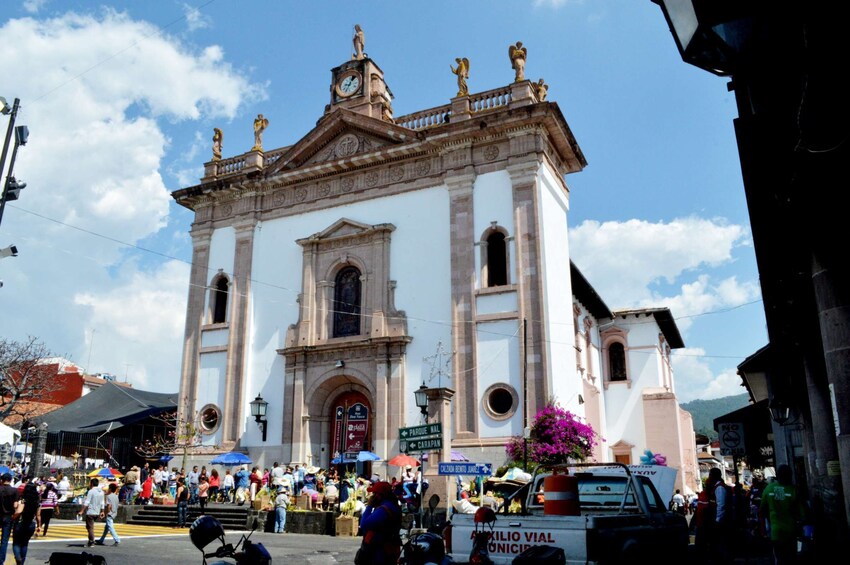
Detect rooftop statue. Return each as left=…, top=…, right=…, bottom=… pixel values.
left=450, top=57, right=470, bottom=97
left=252, top=114, right=268, bottom=152
left=212, top=128, right=223, bottom=161
left=353, top=24, right=365, bottom=60
left=508, top=41, right=527, bottom=82
left=536, top=78, right=548, bottom=101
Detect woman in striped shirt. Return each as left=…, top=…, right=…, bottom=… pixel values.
left=36, top=483, right=59, bottom=537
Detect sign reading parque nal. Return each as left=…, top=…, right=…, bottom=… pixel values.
left=399, top=423, right=442, bottom=439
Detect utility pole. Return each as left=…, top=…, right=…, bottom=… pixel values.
left=0, top=98, right=23, bottom=227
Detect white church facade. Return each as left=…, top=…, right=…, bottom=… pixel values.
left=172, top=29, right=699, bottom=496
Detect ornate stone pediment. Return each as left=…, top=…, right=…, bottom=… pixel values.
left=303, top=131, right=387, bottom=166
left=300, top=217, right=392, bottom=245
left=265, top=108, right=417, bottom=175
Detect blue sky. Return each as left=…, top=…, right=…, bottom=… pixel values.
left=0, top=0, right=765, bottom=402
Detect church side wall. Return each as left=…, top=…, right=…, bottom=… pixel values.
left=537, top=165, right=579, bottom=410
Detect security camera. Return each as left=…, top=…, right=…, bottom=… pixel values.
left=0, top=245, right=18, bottom=259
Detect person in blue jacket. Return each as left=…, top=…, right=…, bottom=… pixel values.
left=356, top=481, right=402, bottom=565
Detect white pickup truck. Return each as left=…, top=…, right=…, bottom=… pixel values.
left=446, top=462, right=689, bottom=564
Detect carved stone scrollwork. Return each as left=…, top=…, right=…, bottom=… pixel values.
left=335, top=134, right=360, bottom=157
left=341, top=177, right=355, bottom=192
left=415, top=160, right=431, bottom=176
left=365, top=171, right=379, bottom=187
left=273, top=191, right=286, bottom=206
left=219, top=204, right=233, bottom=218
left=484, top=145, right=500, bottom=161
left=318, top=182, right=331, bottom=196
left=295, top=187, right=308, bottom=202
left=389, top=166, right=404, bottom=182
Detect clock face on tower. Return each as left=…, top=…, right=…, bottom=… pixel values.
left=336, top=71, right=362, bottom=98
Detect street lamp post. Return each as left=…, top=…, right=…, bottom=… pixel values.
left=250, top=394, right=269, bottom=442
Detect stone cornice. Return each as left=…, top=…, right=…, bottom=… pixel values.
left=172, top=98, right=586, bottom=222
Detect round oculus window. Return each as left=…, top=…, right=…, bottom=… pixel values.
left=488, top=387, right=514, bottom=416
left=198, top=404, right=221, bottom=434
left=481, top=383, right=518, bottom=420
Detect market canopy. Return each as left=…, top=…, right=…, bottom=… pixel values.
left=34, top=382, right=178, bottom=433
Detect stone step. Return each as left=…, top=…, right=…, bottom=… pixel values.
left=127, top=505, right=251, bottom=530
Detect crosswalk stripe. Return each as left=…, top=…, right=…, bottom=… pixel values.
left=34, top=523, right=188, bottom=542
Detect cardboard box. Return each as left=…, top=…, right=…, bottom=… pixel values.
left=336, top=515, right=357, bottom=537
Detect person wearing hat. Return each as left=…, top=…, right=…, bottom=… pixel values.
left=355, top=481, right=402, bottom=565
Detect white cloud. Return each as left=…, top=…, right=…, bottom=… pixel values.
left=569, top=217, right=752, bottom=313
left=22, top=0, right=47, bottom=13
left=533, top=0, right=577, bottom=8
left=183, top=3, right=212, bottom=32
left=672, top=349, right=746, bottom=402
left=74, top=260, right=190, bottom=389
left=0, top=10, right=265, bottom=393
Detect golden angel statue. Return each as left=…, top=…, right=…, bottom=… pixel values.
left=535, top=78, right=548, bottom=101
left=252, top=114, right=269, bottom=152
left=450, top=57, right=470, bottom=97
left=508, top=41, right=527, bottom=82
left=352, top=24, right=365, bottom=60
left=212, top=128, right=223, bottom=161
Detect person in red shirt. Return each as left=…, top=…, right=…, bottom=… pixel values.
left=249, top=467, right=262, bottom=502
left=208, top=469, right=221, bottom=502
left=139, top=475, right=153, bottom=505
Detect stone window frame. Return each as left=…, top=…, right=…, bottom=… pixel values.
left=601, top=327, right=631, bottom=389
left=207, top=271, right=231, bottom=326
left=291, top=218, right=401, bottom=345
left=610, top=439, right=633, bottom=465
left=479, top=222, right=512, bottom=289
left=482, top=382, right=519, bottom=421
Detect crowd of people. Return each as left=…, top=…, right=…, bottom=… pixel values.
left=684, top=465, right=808, bottom=564
left=0, top=471, right=77, bottom=565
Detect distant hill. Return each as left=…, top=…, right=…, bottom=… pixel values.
left=681, top=393, right=750, bottom=441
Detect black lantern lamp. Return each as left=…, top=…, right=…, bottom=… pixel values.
left=414, top=384, right=429, bottom=419
left=769, top=397, right=791, bottom=426
left=249, top=394, right=268, bottom=442
left=652, top=0, right=755, bottom=76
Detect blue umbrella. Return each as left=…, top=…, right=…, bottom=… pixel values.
left=159, top=455, right=174, bottom=464
left=209, top=451, right=252, bottom=466
left=357, top=451, right=381, bottom=462
left=331, top=453, right=357, bottom=465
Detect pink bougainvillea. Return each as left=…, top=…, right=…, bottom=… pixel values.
left=506, top=403, right=599, bottom=466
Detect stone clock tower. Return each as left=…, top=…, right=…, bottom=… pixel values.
left=328, top=58, right=394, bottom=121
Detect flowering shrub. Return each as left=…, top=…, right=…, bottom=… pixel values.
left=506, top=403, right=599, bottom=466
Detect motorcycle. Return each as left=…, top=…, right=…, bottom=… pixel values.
left=399, top=524, right=455, bottom=565
left=190, top=515, right=272, bottom=565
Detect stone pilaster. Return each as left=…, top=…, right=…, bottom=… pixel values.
left=222, top=216, right=257, bottom=445
left=179, top=225, right=213, bottom=422
left=507, top=160, right=548, bottom=421
left=445, top=172, right=477, bottom=439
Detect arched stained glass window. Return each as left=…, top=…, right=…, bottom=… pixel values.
left=333, top=266, right=362, bottom=337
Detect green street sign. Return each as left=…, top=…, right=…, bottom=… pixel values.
left=399, top=423, right=442, bottom=440
left=401, top=436, right=443, bottom=453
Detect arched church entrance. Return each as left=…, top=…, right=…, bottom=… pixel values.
left=329, top=390, right=374, bottom=476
